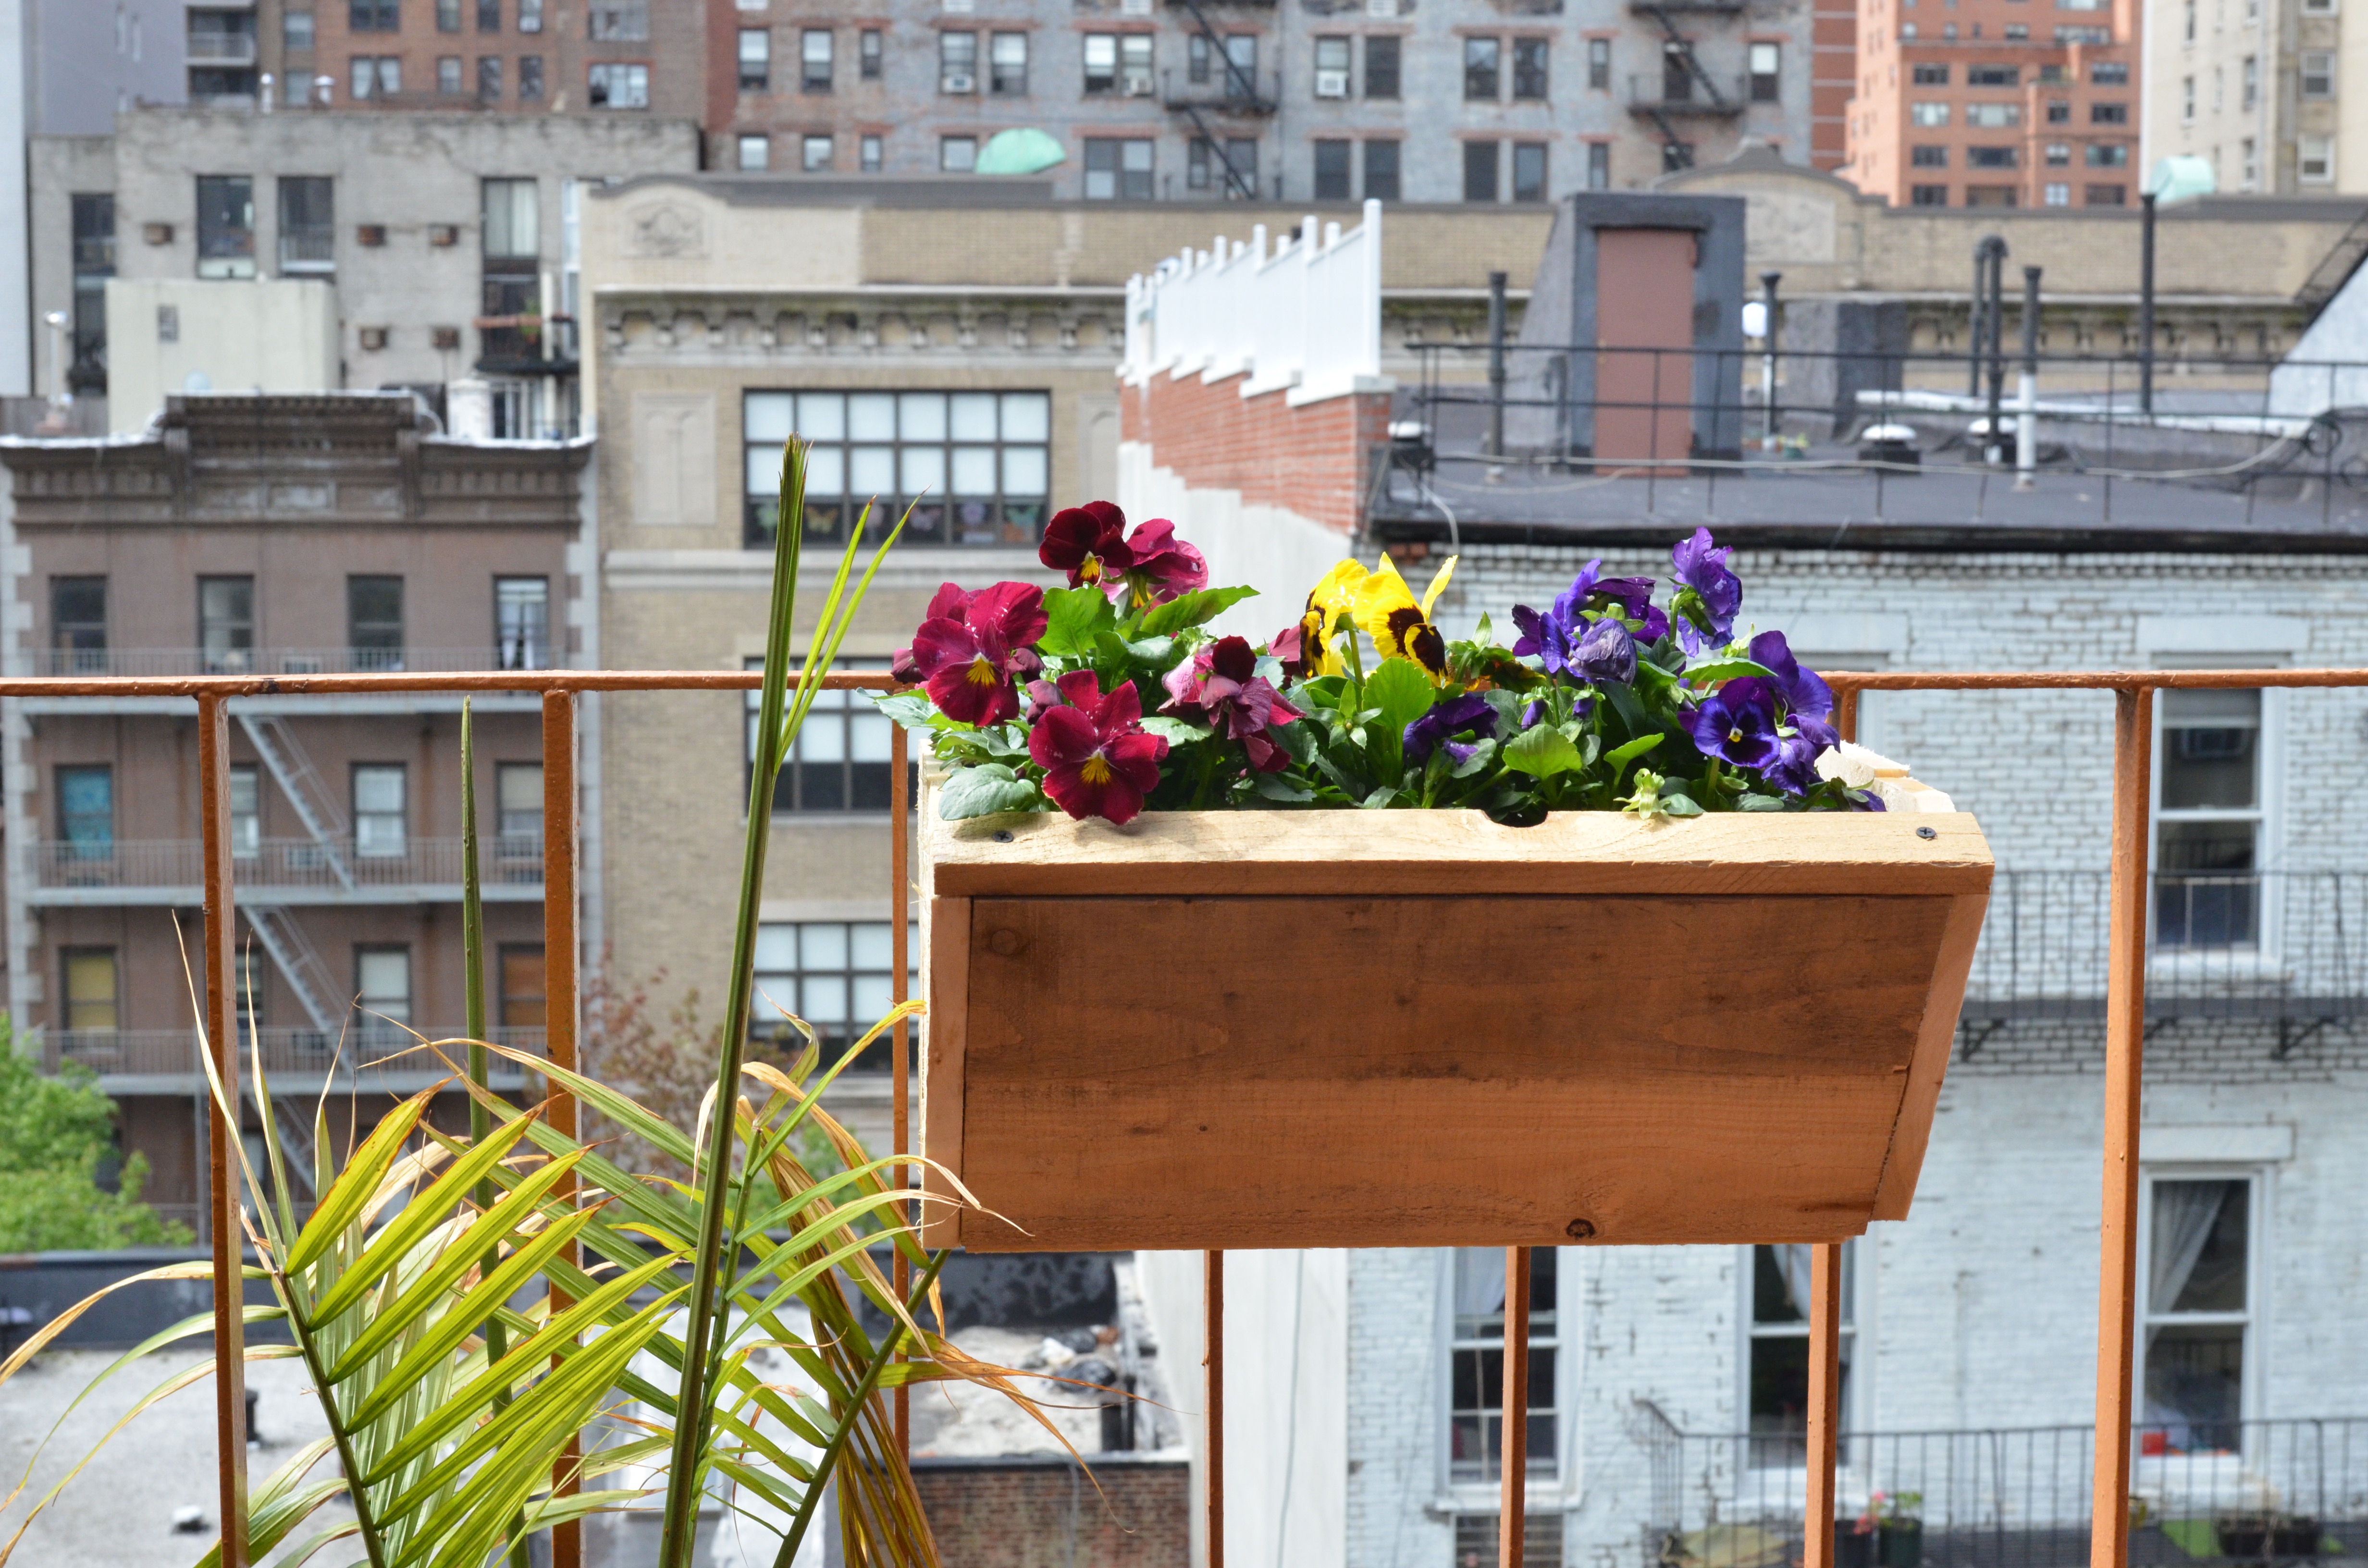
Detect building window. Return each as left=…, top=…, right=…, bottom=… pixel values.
left=861, top=134, right=883, bottom=171
left=1222, top=137, right=1259, bottom=195
left=1912, top=62, right=1948, bottom=83
left=1587, top=37, right=1610, bottom=89
left=355, top=946, right=412, bottom=1033
left=1662, top=139, right=1696, bottom=172
left=496, top=763, right=544, bottom=859
left=2156, top=689, right=2262, bottom=946
left=752, top=920, right=919, bottom=1069
left=1314, top=35, right=1350, bottom=97
left=2004, top=23, right=2028, bottom=38
left=478, top=0, right=499, bottom=29
left=801, top=28, right=836, bottom=92
left=1911, top=145, right=1948, bottom=167
left=199, top=576, right=256, bottom=674
left=1364, top=139, right=1401, bottom=199
left=1367, top=35, right=1401, bottom=98
left=438, top=55, right=463, bottom=92
left=495, top=576, right=549, bottom=669
left=860, top=28, right=881, bottom=77
left=743, top=389, right=1050, bottom=547
left=1586, top=140, right=1609, bottom=188
left=2143, top=1175, right=2252, bottom=1451
left=2093, top=60, right=2129, bottom=84
left=519, top=0, right=541, bottom=30
left=940, top=31, right=977, bottom=92
left=438, top=0, right=462, bottom=25
left=1911, top=183, right=1950, bottom=204
left=1085, top=31, right=1150, bottom=94
left=1188, top=137, right=1212, bottom=190
left=58, top=765, right=114, bottom=855
left=1748, top=1243, right=1856, bottom=1466
left=2047, top=98, right=2071, bottom=122
left=70, top=192, right=115, bottom=394
left=1966, top=62, right=2019, bottom=85
left=738, top=133, right=769, bottom=170
left=1223, top=35, right=1257, bottom=98
left=1910, top=101, right=1949, bottom=125
left=477, top=54, right=502, bottom=98
left=1968, top=145, right=2018, bottom=167
left=286, top=10, right=316, bottom=49
left=2086, top=183, right=2128, bottom=204
left=1085, top=33, right=1118, bottom=91
left=1463, top=139, right=1499, bottom=201
left=2185, top=0, right=2198, bottom=32
left=51, top=577, right=107, bottom=674
left=2091, top=100, right=2128, bottom=122
left=1448, top=1249, right=1559, bottom=1485
left=2241, top=55, right=2257, bottom=108
left=2241, top=136, right=2258, bottom=189
left=2181, top=75, right=2195, bottom=120
left=348, top=576, right=404, bottom=669
left=481, top=177, right=538, bottom=362
left=803, top=134, right=834, bottom=171
left=988, top=31, right=1027, bottom=93
left=230, top=764, right=261, bottom=858
left=2301, top=134, right=2334, bottom=182
left=273, top=177, right=335, bottom=276
left=1189, top=33, right=1210, bottom=84
left=499, top=945, right=546, bottom=1028
left=1465, top=37, right=1501, bottom=99
left=353, top=766, right=408, bottom=858
left=196, top=174, right=255, bottom=279
left=62, top=950, right=120, bottom=1034
left=2086, top=144, right=2129, bottom=167
left=1511, top=141, right=1547, bottom=201
left=1749, top=41, right=1780, bottom=100
left=519, top=54, right=543, bottom=98
left=1512, top=37, right=1548, bottom=98
left=1084, top=137, right=1153, bottom=198
left=2302, top=50, right=2334, bottom=97
left=587, top=1, right=647, bottom=40
left=1967, top=101, right=2019, bottom=126
left=351, top=0, right=399, bottom=29
left=737, top=28, right=769, bottom=90
left=1314, top=139, right=1351, bottom=199
left=2045, top=142, right=2072, bottom=165
left=940, top=134, right=977, bottom=171
left=2302, top=0, right=2335, bottom=12
left=587, top=61, right=648, bottom=106
left=746, top=655, right=909, bottom=812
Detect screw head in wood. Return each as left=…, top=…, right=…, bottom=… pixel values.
left=1916, top=825, right=1937, bottom=840
left=992, top=829, right=1014, bottom=843
left=1566, top=1217, right=1597, bottom=1239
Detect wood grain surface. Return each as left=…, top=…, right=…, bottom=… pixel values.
left=937, top=890, right=1977, bottom=1251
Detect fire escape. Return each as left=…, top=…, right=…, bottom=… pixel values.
left=1163, top=0, right=1275, bottom=200
left=1627, top=0, right=1747, bottom=170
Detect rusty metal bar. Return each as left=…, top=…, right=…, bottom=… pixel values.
left=1804, top=1244, right=1845, bottom=1568
left=542, top=692, right=582, bottom=1568
left=1497, top=1246, right=1533, bottom=1568
left=1207, top=1249, right=1224, bottom=1568
left=199, top=695, right=249, bottom=1568
left=891, top=721, right=912, bottom=1459
left=2092, top=685, right=2154, bottom=1568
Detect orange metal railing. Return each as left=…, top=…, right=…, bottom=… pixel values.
left=11, top=663, right=2368, bottom=1568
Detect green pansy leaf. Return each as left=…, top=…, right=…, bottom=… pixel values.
left=1603, top=732, right=1665, bottom=772
left=1361, top=657, right=1436, bottom=778
left=1681, top=658, right=1779, bottom=685
left=1659, top=793, right=1706, bottom=817
left=939, top=764, right=1041, bottom=820
left=1503, top=724, right=1586, bottom=779
left=1140, top=715, right=1213, bottom=745
left=1738, top=793, right=1790, bottom=811
left=1360, top=784, right=1403, bottom=809
left=1135, top=586, right=1260, bottom=637
left=1038, top=587, right=1118, bottom=657
left=870, top=692, right=939, bottom=730
left=1254, top=773, right=1316, bottom=803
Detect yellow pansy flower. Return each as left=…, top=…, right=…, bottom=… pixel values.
left=1354, top=554, right=1458, bottom=679
left=1292, top=560, right=1369, bottom=677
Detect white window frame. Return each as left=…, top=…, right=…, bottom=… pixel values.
left=2300, top=133, right=2335, bottom=182
left=2149, top=656, right=2285, bottom=965
left=1739, top=1241, right=1867, bottom=1472
left=2135, top=1166, right=2267, bottom=1442
left=751, top=917, right=920, bottom=1065
left=1435, top=1247, right=1578, bottom=1510
left=2301, top=49, right=2335, bottom=97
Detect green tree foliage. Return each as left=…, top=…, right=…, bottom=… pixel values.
left=0, top=1028, right=192, bottom=1252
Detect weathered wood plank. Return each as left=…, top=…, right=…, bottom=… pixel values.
left=925, top=808, right=1993, bottom=899
left=1870, top=890, right=1991, bottom=1221
left=919, top=896, right=968, bottom=1250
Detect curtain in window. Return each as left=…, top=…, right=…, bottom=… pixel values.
left=2147, top=1181, right=2230, bottom=1347
left=1773, top=1243, right=1814, bottom=1319
left=1455, top=1247, right=1507, bottom=1321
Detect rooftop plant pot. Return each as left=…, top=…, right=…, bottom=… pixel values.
left=918, top=802, right=1992, bottom=1252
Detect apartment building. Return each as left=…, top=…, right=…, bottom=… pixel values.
left=0, top=392, right=590, bottom=1232
left=710, top=0, right=1815, bottom=203
left=2144, top=0, right=2355, bottom=192
left=1842, top=0, right=2141, bottom=205
left=27, top=106, right=697, bottom=436
left=279, top=0, right=709, bottom=117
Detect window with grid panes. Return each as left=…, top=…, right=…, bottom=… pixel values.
left=1748, top=1242, right=1856, bottom=1466
left=230, top=765, right=261, bottom=858
left=1364, top=139, right=1400, bottom=198
left=63, top=949, right=119, bottom=1033
left=740, top=28, right=770, bottom=89
left=1085, top=138, right=1152, bottom=197
left=1448, top=1248, right=1557, bottom=1485
left=746, top=656, right=912, bottom=812
left=1365, top=34, right=1399, bottom=97
left=1512, top=37, right=1547, bottom=98
left=496, top=762, right=543, bottom=875
left=743, top=390, right=1050, bottom=547
left=752, top=920, right=919, bottom=1070
left=2156, top=688, right=2263, bottom=946
left=51, top=577, right=105, bottom=673
left=2143, top=1175, right=2252, bottom=1450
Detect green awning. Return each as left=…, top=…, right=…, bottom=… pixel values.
left=975, top=127, right=1067, bottom=176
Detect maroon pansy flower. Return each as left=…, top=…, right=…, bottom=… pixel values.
left=1109, top=517, right=1208, bottom=609
left=1027, top=671, right=1169, bottom=823
left=1161, top=636, right=1305, bottom=773
left=1039, top=502, right=1133, bottom=591
left=894, top=580, right=1048, bottom=726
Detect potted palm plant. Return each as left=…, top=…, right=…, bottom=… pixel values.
left=886, top=509, right=1992, bottom=1253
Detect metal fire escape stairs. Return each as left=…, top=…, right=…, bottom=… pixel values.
left=1167, top=0, right=1270, bottom=200
left=233, top=713, right=351, bottom=1065
left=1632, top=2, right=1732, bottom=169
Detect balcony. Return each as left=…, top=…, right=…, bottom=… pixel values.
left=186, top=31, right=259, bottom=66
left=1628, top=73, right=1751, bottom=115
left=42, top=1025, right=547, bottom=1091
left=1640, top=1417, right=2368, bottom=1568
left=31, top=836, right=546, bottom=905
left=1628, top=0, right=1747, bottom=12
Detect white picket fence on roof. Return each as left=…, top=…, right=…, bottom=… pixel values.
left=1120, top=198, right=1386, bottom=406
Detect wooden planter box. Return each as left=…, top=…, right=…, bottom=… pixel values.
left=919, top=804, right=1992, bottom=1252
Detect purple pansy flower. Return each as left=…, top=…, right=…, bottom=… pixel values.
left=1748, top=631, right=1835, bottom=723
left=1671, top=527, right=1743, bottom=653
left=1403, top=693, right=1499, bottom=767
left=1513, top=558, right=1668, bottom=675
left=1573, top=617, right=1638, bottom=686
left=1690, top=676, right=1781, bottom=770
left=1592, top=576, right=1673, bottom=643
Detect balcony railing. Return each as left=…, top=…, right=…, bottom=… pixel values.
left=1641, top=1418, right=2368, bottom=1568
left=186, top=32, right=259, bottom=65
left=19, top=647, right=546, bottom=678
left=34, top=836, right=546, bottom=894
left=1963, top=870, right=2368, bottom=1029
left=42, top=1026, right=549, bottom=1081
left=1628, top=73, right=1750, bottom=113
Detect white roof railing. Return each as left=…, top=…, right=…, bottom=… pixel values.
left=1121, top=198, right=1386, bottom=406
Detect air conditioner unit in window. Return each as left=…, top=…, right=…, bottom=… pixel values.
left=1315, top=68, right=1349, bottom=97
left=1121, top=0, right=1152, bottom=14
left=941, top=71, right=975, bottom=92
left=1123, top=71, right=1155, bottom=94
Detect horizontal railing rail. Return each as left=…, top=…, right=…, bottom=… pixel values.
left=32, top=836, right=545, bottom=892
left=20, top=646, right=548, bottom=678
left=43, top=1026, right=550, bottom=1079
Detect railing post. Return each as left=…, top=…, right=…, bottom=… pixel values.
left=199, top=693, right=249, bottom=1568
left=1805, top=1244, right=1845, bottom=1568
left=1205, top=1249, right=1225, bottom=1568
left=892, top=720, right=912, bottom=1458
left=1498, top=1245, right=1534, bottom=1568
left=2092, top=683, right=2154, bottom=1568
left=541, top=691, right=582, bottom=1568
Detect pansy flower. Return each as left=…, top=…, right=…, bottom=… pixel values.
left=1403, top=692, right=1498, bottom=767
left=1039, top=502, right=1133, bottom=591
left=1026, top=670, right=1169, bottom=824
left=1108, top=517, right=1209, bottom=610
left=1689, top=675, right=1780, bottom=770
left=1747, top=630, right=1835, bottom=723
left=1162, top=635, right=1305, bottom=772
left=1513, top=559, right=1665, bottom=676
left=893, top=581, right=1048, bottom=726
left=1573, top=616, right=1638, bottom=686
left=1354, top=554, right=1458, bottom=680
left=1671, top=527, right=1743, bottom=653
left=1286, top=560, right=1369, bottom=678
left=1592, top=575, right=1672, bottom=643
